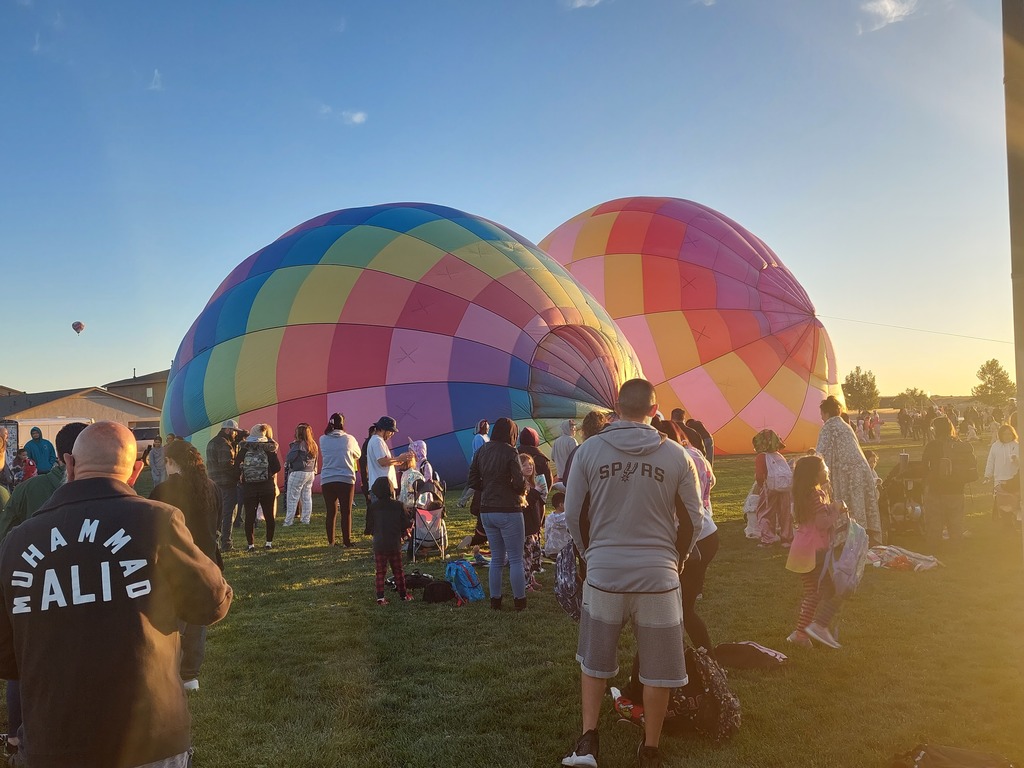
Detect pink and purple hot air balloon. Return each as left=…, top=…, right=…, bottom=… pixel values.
left=539, top=197, right=843, bottom=455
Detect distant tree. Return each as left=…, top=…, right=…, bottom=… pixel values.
left=841, top=366, right=880, bottom=412
left=971, top=359, right=1016, bottom=407
left=896, top=387, right=929, bottom=410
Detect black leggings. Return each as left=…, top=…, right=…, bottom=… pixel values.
left=244, top=494, right=276, bottom=546
left=680, top=531, right=719, bottom=653
left=323, top=481, right=355, bottom=545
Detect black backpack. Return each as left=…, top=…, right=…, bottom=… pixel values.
left=385, top=571, right=434, bottom=591
left=664, top=647, right=741, bottom=744
left=422, top=581, right=456, bottom=603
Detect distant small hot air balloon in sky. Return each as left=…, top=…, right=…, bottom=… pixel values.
left=72, top=321, right=85, bottom=335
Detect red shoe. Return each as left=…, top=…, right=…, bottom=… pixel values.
left=376, top=598, right=389, bottom=606
left=401, top=594, right=414, bottom=602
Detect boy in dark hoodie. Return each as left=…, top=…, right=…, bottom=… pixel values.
left=365, top=477, right=413, bottom=605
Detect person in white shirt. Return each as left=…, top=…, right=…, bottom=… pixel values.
left=985, top=423, right=1019, bottom=523
left=366, top=416, right=412, bottom=499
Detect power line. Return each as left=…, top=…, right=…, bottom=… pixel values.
left=817, top=315, right=1013, bottom=345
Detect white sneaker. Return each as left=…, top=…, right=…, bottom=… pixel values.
left=805, top=622, right=842, bottom=649
left=182, top=679, right=199, bottom=691
left=265, top=542, right=273, bottom=550
left=247, top=545, right=255, bottom=552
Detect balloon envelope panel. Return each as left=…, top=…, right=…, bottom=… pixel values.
left=539, top=197, right=842, bottom=454
left=162, top=203, right=641, bottom=481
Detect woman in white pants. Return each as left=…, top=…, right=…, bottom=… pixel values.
left=284, top=423, right=319, bottom=525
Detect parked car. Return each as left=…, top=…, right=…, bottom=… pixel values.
left=132, top=426, right=161, bottom=461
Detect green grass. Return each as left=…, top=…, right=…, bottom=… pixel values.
left=13, top=426, right=1024, bottom=767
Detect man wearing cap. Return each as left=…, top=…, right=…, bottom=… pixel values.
left=366, top=417, right=413, bottom=500
left=22, top=429, right=57, bottom=475
left=207, top=419, right=244, bottom=551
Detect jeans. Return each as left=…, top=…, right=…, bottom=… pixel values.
left=179, top=623, right=207, bottom=681
left=481, top=512, right=526, bottom=600
left=217, top=484, right=241, bottom=549
left=285, top=470, right=315, bottom=524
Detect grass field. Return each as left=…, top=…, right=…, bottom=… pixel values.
left=14, top=427, right=1024, bottom=767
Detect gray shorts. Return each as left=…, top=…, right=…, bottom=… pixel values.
left=575, top=583, right=686, bottom=688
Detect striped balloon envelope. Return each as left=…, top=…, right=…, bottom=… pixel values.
left=162, top=202, right=642, bottom=482
left=539, top=197, right=843, bottom=455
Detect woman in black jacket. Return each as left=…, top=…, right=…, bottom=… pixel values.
left=150, top=439, right=222, bottom=690
left=468, top=417, right=528, bottom=610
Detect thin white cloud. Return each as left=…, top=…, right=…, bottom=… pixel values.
left=568, top=0, right=601, bottom=8
left=52, top=9, right=63, bottom=29
left=860, top=0, right=920, bottom=32
left=15, top=0, right=33, bottom=7
left=692, top=0, right=716, bottom=5
left=336, top=17, right=346, bottom=33
left=31, top=32, right=40, bottom=53
left=318, top=103, right=333, bottom=116
left=147, top=69, right=163, bottom=91
left=342, top=110, right=367, bottom=125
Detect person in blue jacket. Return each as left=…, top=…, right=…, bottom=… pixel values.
left=22, top=427, right=57, bottom=474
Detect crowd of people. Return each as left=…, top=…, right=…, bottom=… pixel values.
left=0, top=384, right=1018, bottom=767
left=0, top=421, right=231, bottom=766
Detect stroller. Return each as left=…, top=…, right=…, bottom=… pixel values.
left=880, top=461, right=926, bottom=536
left=407, top=475, right=448, bottom=562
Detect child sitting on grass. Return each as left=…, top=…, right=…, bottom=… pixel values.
left=365, top=478, right=413, bottom=606
left=785, top=454, right=850, bottom=649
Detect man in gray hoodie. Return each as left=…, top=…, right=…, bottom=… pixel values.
left=562, top=379, right=703, bottom=768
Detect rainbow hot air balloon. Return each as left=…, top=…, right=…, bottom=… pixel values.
left=162, top=202, right=641, bottom=481
left=71, top=321, right=85, bottom=335
left=539, top=197, right=843, bottom=455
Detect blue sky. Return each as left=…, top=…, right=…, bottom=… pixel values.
left=1, top=0, right=1012, bottom=397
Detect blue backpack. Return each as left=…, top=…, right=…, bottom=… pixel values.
left=445, top=559, right=485, bottom=603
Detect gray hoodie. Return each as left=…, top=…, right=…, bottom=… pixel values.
left=565, top=420, right=703, bottom=593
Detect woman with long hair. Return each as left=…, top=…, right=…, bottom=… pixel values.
left=150, top=439, right=222, bottom=690
left=654, top=418, right=719, bottom=652
left=320, top=413, right=362, bottom=547
left=284, top=423, right=319, bottom=526
left=468, top=417, right=528, bottom=610
left=519, top=453, right=545, bottom=592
